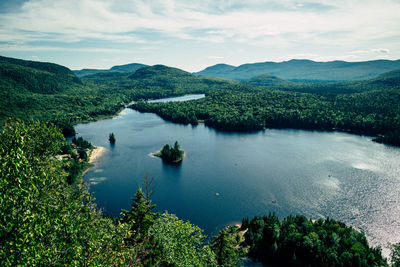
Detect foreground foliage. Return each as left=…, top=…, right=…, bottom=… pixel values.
left=0, top=120, right=137, bottom=265
left=149, top=212, right=217, bottom=266
left=242, top=214, right=387, bottom=266
left=212, top=225, right=245, bottom=266
left=0, top=120, right=217, bottom=266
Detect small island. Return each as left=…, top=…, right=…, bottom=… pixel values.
left=109, top=132, right=116, bottom=144
left=154, top=141, right=184, bottom=164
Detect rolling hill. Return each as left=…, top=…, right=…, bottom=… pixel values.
left=243, top=68, right=400, bottom=95
left=245, top=73, right=289, bottom=86
left=0, top=55, right=81, bottom=94
left=83, top=64, right=235, bottom=95
left=73, top=63, right=148, bottom=77
left=0, top=56, right=234, bottom=127
left=0, top=56, right=126, bottom=126
left=196, top=59, right=400, bottom=81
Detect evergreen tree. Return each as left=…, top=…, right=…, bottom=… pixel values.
left=158, top=141, right=184, bottom=163
left=109, top=132, right=116, bottom=144
left=120, top=188, right=158, bottom=241
left=212, top=228, right=241, bottom=266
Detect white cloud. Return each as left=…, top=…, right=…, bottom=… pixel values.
left=352, top=48, right=390, bottom=55
left=0, top=0, right=399, bottom=69
left=207, top=55, right=223, bottom=59
left=0, top=43, right=132, bottom=53
left=0, top=0, right=399, bottom=46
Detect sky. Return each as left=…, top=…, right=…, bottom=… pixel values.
left=0, top=0, right=399, bottom=72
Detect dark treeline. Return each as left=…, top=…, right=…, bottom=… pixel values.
left=132, top=85, right=400, bottom=146
left=239, top=214, right=387, bottom=266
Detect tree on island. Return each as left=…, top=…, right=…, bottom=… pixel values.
left=156, top=141, right=184, bottom=163
left=109, top=132, right=116, bottom=144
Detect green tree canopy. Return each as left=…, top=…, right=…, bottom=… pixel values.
left=149, top=212, right=217, bottom=266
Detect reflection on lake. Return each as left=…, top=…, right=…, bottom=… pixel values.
left=76, top=94, right=400, bottom=256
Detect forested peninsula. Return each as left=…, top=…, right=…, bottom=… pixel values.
left=132, top=71, right=400, bottom=146
left=1, top=55, right=400, bottom=265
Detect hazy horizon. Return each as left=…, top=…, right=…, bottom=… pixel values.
left=0, top=0, right=399, bottom=72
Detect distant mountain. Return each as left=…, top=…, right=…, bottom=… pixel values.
left=128, top=64, right=193, bottom=80
left=245, top=73, right=289, bottom=86
left=196, top=64, right=236, bottom=77
left=128, top=65, right=236, bottom=91
left=368, top=69, right=400, bottom=87
left=0, top=55, right=81, bottom=94
left=74, top=63, right=148, bottom=78
left=244, top=68, right=400, bottom=95
left=110, top=63, right=148, bottom=72
left=82, top=64, right=235, bottom=99
left=196, top=59, right=400, bottom=81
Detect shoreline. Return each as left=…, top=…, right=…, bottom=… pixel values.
left=150, top=150, right=186, bottom=163
left=89, top=146, right=106, bottom=164
left=82, top=146, right=106, bottom=175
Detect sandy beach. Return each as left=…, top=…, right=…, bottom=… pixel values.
left=89, top=146, right=106, bottom=163
left=82, top=146, right=106, bottom=176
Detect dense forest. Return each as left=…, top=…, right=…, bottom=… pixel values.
left=3, top=55, right=400, bottom=147
left=2, top=55, right=400, bottom=265
left=132, top=82, right=400, bottom=146
left=73, top=62, right=148, bottom=78
left=0, top=56, right=232, bottom=133
left=239, top=214, right=387, bottom=266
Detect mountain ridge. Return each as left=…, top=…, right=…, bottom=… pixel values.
left=73, top=62, right=148, bottom=77
left=0, top=55, right=81, bottom=94
left=196, top=59, right=400, bottom=81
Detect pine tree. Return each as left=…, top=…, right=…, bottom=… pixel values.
left=212, top=229, right=240, bottom=266
left=109, top=132, right=116, bottom=144
left=120, top=188, right=158, bottom=242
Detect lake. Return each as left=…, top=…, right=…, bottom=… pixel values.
left=76, top=94, right=400, bottom=256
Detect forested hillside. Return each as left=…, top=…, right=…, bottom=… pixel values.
left=0, top=56, right=126, bottom=125
left=2, top=55, right=399, bottom=146
left=0, top=57, right=232, bottom=131
left=83, top=64, right=234, bottom=98
left=0, top=55, right=81, bottom=94
left=73, top=62, right=148, bottom=78
left=196, top=59, right=400, bottom=81
left=246, top=69, right=400, bottom=95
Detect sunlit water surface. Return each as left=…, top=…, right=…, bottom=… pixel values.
left=76, top=95, right=400, bottom=257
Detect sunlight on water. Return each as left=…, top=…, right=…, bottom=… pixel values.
left=317, top=176, right=340, bottom=190
left=88, top=177, right=107, bottom=185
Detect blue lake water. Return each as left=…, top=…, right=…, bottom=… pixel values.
left=76, top=94, right=400, bottom=256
